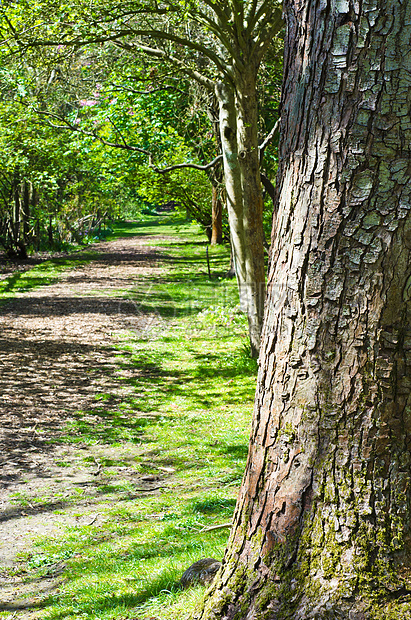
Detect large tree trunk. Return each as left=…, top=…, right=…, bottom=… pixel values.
left=216, top=73, right=265, bottom=358
left=197, top=0, right=411, bottom=618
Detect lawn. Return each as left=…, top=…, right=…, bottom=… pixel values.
left=0, top=217, right=256, bottom=620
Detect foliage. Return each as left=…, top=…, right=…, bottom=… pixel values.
left=0, top=35, right=219, bottom=254
left=0, top=0, right=283, bottom=256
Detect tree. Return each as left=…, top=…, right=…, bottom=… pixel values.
left=0, top=50, right=142, bottom=254
left=196, top=0, right=411, bottom=618
left=2, top=0, right=283, bottom=356
left=0, top=39, right=216, bottom=253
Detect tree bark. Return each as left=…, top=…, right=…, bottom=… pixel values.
left=211, top=184, right=223, bottom=245
left=197, top=0, right=411, bottom=618
left=216, top=73, right=266, bottom=358
left=22, top=180, right=31, bottom=241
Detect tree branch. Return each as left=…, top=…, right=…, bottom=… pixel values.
left=32, top=108, right=152, bottom=157
left=185, top=6, right=235, bottom=59
left=151, top=154, right=222, bottom=174
left=31, top=106, right=222, bottom=175
left=116, top=41, right=216, bottom=90
left=259, top=118, right=280, bottom=163
left=260, top=172, right=276, bottom=206
left=252, top=8, right=284, bottom=63
left=123, top=27, right=231, bottom=77
left=7, top=20, right=231, bottom=83
left=108, top=84, right=187, bottom=96
left=247, top=1, right=281, bottom=34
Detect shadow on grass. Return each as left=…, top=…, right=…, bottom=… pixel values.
left=40, top=571, right=182, bottom=620
left=108, top=217, right=184, bottom=237
left=218, top=443, right=249, bottom=459
left=190, top=496, right=237, bottom=514
left=0, top=270, right=59, bottom=297
left=114, top=354, right=255, bottom=413
left=0, top=217, right=248, bottom=620
left=0, top=253, right=96, bottom=299
left=63, top=408, right=163, bottom=445
left=0, top=325, right=251, bottom=492
left=128, top=275, right=236, bottom=318
left=0, top=336, right=159, bottom=491
left=0, top=276, right=233, bottom=322
left=36, top=510, right=231, bottom=618
left=0, top=600, right=44, bottom=612
left=0, top=216, right=183, bottom=299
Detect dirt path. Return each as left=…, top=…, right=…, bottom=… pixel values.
left=0, top=235, right=169, bottom=617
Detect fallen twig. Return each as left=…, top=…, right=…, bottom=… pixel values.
left=92, top=457, right=102, bottom=476
left=199, top=522, right=232, bottom=533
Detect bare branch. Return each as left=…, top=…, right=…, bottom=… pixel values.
left=106, top=116, right=129, bottom=148
left=0, top=17, right=49, bottom=48
left=32, top=108, right=152, bottom=157
left=199, top=522, right=232, bottom=533
left=247, top=1, right=281, bottom=34
left=108, top=84, right=187, bottom=96
left=151, top=154, right=222, bottom=174
left=245, top=0, right=259, bottom=29
left=116, top=41, right=216, bottom=90
left=185, top=6, right=235, bottom=58
left=29, top=106, right=221, bottom=175
left=123, top=27, right=231, bottom=77
left=259, top=118, right=280, bottom=163
left=251, top=9, right=284, bottom=63
left=5, top=20, right=230, bottom=82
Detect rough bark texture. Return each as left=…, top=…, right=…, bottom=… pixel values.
left=217, top=71, right=266, bottom=358
left=197, top=0, right=411, bottom=618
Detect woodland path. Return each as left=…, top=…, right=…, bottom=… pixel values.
left=0, top=234, right=169, bottom=617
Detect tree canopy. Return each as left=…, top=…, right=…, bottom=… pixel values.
left=1, top=0, right=283, bottom=355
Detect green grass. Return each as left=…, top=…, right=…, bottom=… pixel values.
left=1, top=217, right=256, bottom=620
left=0, top=252, right=97, bottom=302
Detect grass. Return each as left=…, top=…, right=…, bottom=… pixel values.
left=0, top=252, right=97, bottom=302
left=0, top=216, right=256, bottom=620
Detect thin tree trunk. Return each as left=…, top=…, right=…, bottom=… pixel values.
left=235, top=67, right=266, bottom=358
left=11, top=176, right=27, bottom=258
left=211, top=185, right=223, bottom=245
left=198, top=0, right=411, bottom=618
left=12, top=179, right=20, bottom=247
left=216, top=76, right=265, bottom=358
left=48, top=214, right=53, bottom=245
left=22, top=180, right=31, bottom=241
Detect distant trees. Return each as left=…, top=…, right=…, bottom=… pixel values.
left=2, top=0, right=283, bottom=356
left=0, top=42, right=214, bottom=255
left=0, top=65, right=122, bottom=255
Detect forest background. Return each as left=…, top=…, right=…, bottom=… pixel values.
left=0, top=2, right=283, bottom=619
left=0, top=0, right=282, bottom=271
